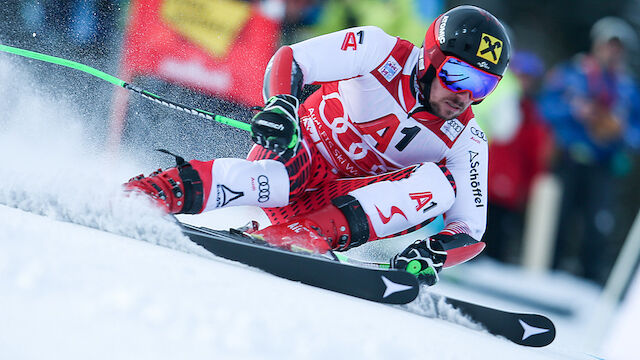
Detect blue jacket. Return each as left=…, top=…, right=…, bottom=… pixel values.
left=539, top=54, right=640, bottom=165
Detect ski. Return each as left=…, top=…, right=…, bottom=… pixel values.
left=180, top=222, right=420, bottom=304
left=180, top=222, right=555, bottom=346
left=419, top=292, right=556, bottom=347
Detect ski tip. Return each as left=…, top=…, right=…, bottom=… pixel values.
left=516, top=314, right=556, bottom=347
left=379, top=273, right=420, bottom=304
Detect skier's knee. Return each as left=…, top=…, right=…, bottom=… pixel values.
left=348, top=162, right=456, bottom=238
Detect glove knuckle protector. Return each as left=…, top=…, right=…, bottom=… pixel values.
left=391, top=238, right=448, bottom=286
left=251, top=94, right=301, bottom=158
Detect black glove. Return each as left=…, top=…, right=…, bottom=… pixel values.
left=251, top=94, right=301, bottom=160
left=391, top=238, right=447, bottom=286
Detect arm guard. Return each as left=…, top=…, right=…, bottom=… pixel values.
left=262, top=46, right=304, bottom=101
left=431, top=232, right=486, bottom=268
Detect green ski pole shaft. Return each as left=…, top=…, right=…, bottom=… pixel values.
left=0, top=44, right=251, bottom=132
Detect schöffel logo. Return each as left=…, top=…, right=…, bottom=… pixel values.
left=468, top=151, right=484, bottom=208
left=257, top=175, right=270, bottom=203
left=216, top=184, right=244, bottom=207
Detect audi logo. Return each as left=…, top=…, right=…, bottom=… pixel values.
left=470, top=127, right=487, bottom=142
left=257, top=175, right=271, bottom=203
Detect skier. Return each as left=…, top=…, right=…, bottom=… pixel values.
left=125, top=5, right=511, bottom=286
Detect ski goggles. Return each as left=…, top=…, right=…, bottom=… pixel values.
left=436, top=56, right=501, bottom=101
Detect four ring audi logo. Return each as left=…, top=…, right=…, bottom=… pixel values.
left=470, top=127, right=487, bottom=142
left=257, top=175, right=270, bottom=203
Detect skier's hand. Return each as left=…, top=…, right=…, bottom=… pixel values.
left=391, top=239, right=447, bottom=286
left=251, top=94, right=301, bottom=160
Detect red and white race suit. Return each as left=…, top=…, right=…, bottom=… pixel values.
left=197, top=26, right=489, bottom=249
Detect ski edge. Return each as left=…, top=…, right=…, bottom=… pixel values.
left=180, top=223, right=420, bottom=305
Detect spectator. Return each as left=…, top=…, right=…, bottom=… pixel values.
left=475, top=52, right=554, bottom=264
left=16, top=0, right=123, bottom=56
left=539, top=17, right=640, bottom=284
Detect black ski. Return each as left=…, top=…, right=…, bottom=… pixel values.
left=180, top=223, right=419, bottom=304
left=180, top=223, right=555, bottom=346
left=420, top=292, right=556, bottom=347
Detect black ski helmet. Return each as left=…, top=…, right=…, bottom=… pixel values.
left=418, top=5, right=511, bottom=82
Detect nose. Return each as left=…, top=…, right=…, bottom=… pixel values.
left=456, top=91, right=472, bottom=102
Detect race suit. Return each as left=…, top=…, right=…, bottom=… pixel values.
left=197, top=26, right=488, bottom=251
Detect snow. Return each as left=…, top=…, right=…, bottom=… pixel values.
left=0, top=52, right=627, bottom=360
left=602, top=264, right=640, bottom=360
left=0, top=205, right=575, bottom=360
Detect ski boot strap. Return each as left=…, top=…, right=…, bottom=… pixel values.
left=157, top=149, right=204, bottom=214
left=331, top=195, right=370, bottom=251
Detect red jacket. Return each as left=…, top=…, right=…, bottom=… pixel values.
left=488, top=98, right=553, bottom=210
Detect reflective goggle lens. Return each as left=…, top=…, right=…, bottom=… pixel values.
left=437, top=57, right=501, bottom=100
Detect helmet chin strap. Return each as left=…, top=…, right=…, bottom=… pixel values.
left=409, top=66, right=437, bottom=117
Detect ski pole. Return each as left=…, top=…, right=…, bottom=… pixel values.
left=0, top=43, right=252, bottom=132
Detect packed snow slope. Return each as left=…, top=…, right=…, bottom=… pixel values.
left=0, top=205, right=565, bottom=360
left=0, top=54, right=608, bottom=359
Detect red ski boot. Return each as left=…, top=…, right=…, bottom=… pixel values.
left=252, top=195, right=375, bottom=253
left=125, top=151, right=212, bottom=214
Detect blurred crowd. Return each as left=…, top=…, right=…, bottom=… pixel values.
left=0, top=1, right=124, bottom=56
left=478, top=15, right=640, bottom=285
left=2, top=0, right=639, bottom=286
